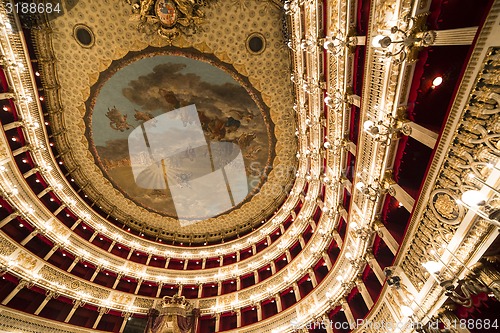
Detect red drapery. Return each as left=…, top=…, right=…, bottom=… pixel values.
left=144, top=308, right=200, bottom=333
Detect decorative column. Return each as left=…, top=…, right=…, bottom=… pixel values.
left=92, top=307, right=110, bottom=329
left=37, top=187, right=52, bottom=199
left=156, top=281, right=164, bottom=298
left=236, top=277, right=241, bottom=291
left=340, top=298, right=355, bottom=325
left=270, top=261, right=276, bottom=274
left=145, top=253, right=153, bottom=266
left=89, top=265, right=102, bottom=282
left=383, top=172, right=415, bottom=212
left=322, top=251, right=333, bottom=270
left=273, top=294, right=282, bottom=312
left=256, top=303, right=262, bottom=321
left=355, top=278, right=374, bottom=308
left=34, top=290, right=59, bottom=315
left=88, top=231, right=99, bottom=243
left=67, top=256, right=81, bottom=273
left=323, top=313, right=334, bottom=333
left=331, top=229, right=343, bottom=247
left=119, top=312, right=132, bottom=333
left=23, top=168, right=38, bottom=178
left=404, top=121, right=439, bottom=148
left=126, top=248, right=134, bottom=260
left=308, top=268, right=318, bottom=287
left=365, top=251, right=385, bottom=285
left=20, top=229, right=39, bottom=246
left=298, top=235, right=306, bottom=248
left=0, top=212, right=19, bottom=228
left=373, top=219, right=400, bottom=255
left=197, top=283, right=203, bottom=298
left=214, top=313, right=221, bottom=332
left=64, top=299, right=85, bottom=323
left=236, top=309, right=242, bottom=328
left=0, top=92, right=15, bottom=100
left=292, top=282, right=301, bottom=301
left=134, top=278, right=143, bottom=294
left=427, top=27, right=478, bottom=46
left=107, top=241, right=116, bottom=252
left=2, top=279, right=32, bottom=305
left=43, top=244, right=60, bottom=260
left=12, top=146, right=30, bottom=156
left=70, top=219, right=81, bottom=230
left=2, top=121, right=23, bottom=131
left=254, top=270, right=260, bottom=283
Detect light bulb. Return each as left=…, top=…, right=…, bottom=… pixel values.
left=432, top=76, right=443, bottom=87
left=422, top=260, right=443, bottom=274
left=355, top=181, right=365, bottom=190
left=461, top=190, right=487, bottom=207
left=363, top=120, right=374, bottom=131
left=401, top=305, right=413, bottom=317
left=371, top=35, right=386, bottom=47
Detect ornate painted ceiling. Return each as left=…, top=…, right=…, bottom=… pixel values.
left=0, top=0, right=499, bottom=333
left=33, top=0, right=297, bottom=243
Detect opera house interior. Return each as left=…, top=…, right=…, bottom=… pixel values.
left=0, top=0, right=500, bottom=332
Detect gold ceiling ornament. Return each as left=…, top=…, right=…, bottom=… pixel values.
left=434, top=193, right=460, bottom=221
left=128, top=0, right=218, bottom=44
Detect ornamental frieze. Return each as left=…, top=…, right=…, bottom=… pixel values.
left=401, top=47, right=500, bottom=288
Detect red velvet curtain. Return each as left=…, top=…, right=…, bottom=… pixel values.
left=144, top=308, right=200, bottom=333
left=177, top=308, right=200, bottom=333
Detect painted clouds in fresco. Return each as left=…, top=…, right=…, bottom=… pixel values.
left=91, top=56, right=270, bottom=218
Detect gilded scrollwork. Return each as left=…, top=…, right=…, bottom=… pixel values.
left=128, top=0, right=217, bottom=44
left=430, top=189, right=463, bottom=224
left=402, top=47, right=500, bottom=290
left=0, top=234, right=17, bottom=257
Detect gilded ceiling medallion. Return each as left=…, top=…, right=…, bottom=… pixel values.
left=85, top=50, right=273, bottom=226
left=430, top=189, right=464, bottom=223
left=130, top=0, right=216, bottom=44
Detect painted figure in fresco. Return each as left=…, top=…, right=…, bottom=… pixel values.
left=159, top=88, right=181, bottom=108
left=106, top=106, right=134, bottom=132
left=134, top=109, right=155, bottom=123
left=237, top=132, right=256, bottom=149
left=174, top=0, right=204, bottom=24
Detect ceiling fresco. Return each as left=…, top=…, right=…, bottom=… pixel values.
left=31, top=0, right=296, bottom=242
left=86, top=52, right=273, bottom=223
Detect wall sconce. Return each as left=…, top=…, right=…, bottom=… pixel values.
left=363, top=116, right=411, bottom=146
left=371, top=17, right=434, bottom=63
left=355, top=179, right=394, bottom=201
left=322, top=32, right=357, bottom=55
left=459, top=190, right=500, bottom=226
left=324, top=89, right=348, bottom=110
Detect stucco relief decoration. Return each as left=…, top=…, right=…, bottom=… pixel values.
left=128, top=0, right=218, bottom=43
left=111, top=292, right=134, bottom=305
left=429, top=189, right=463, bottom=224
left=0, top=235, right=17, bottom=257
left=14, top=252, right=37, bottom=271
